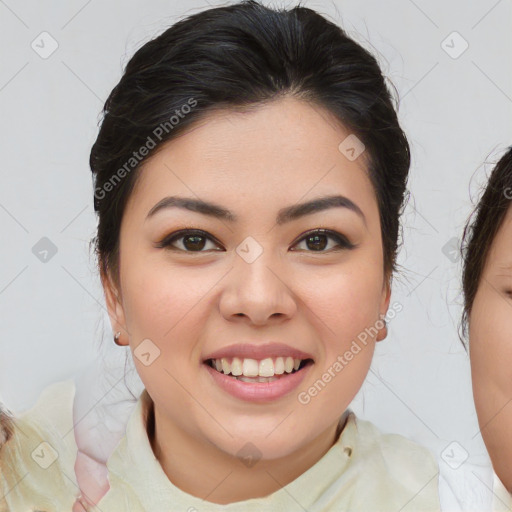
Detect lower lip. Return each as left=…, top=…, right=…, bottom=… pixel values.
left=203, top=361, right=313, bottom=402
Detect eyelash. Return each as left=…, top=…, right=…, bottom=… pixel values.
left=156, top=228, right=356, bottom=253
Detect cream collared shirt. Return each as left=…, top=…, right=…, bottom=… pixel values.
left=1, top=379, right=441, bottom=511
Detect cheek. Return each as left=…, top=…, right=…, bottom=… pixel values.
left=295, top=263, right=384, bottom=392
left=295, top=270, right=379, bottom=409
left=470, top=292, right=512, bottom=478
left=470, top=293, right=512, bottom=392
left=121, top=260, right=212, bottom=363
left=300, top=264, right=384, bottom=339
left=470, top=290, right=512, bottom=436
left=121, top=265, right=211, bottom=401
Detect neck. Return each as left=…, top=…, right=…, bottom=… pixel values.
left=144, top=395, right=348, bottom=505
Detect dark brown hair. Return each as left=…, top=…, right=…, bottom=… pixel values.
left=460, top=146, right=512, bottom=344
left=89, top=0, right=410, bottom=296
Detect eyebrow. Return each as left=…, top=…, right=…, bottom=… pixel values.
left=145, top=194, right=367, bottom=226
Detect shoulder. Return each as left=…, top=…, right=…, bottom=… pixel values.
left=353, top=414, right=438, bottom=468
left=348, top=413, right=440, bottom=510
left=0, top=380, right=79, bottom=511
left=492, top=470, right=512, bottom=511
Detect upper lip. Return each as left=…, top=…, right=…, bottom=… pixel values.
left=202, top=342, right=315, bottom=362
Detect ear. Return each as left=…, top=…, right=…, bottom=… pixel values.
left=101, top=268, right=129, bottom=346
left=376, top=277, right=391, bottom=342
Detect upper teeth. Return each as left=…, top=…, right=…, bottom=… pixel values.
left=210, top=357, right=304, bottom=377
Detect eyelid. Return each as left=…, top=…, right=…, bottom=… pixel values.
left=291, top=228, right=356, bottom=250
left=155, top=228, right=222, bottom=250
left=156, top=227, right=356, bottom=252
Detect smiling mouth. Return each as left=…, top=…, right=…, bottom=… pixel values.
left=204, top=358, right=314, bottom=382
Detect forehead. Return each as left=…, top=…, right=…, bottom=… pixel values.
left=125, top=97, right=379, bottom=225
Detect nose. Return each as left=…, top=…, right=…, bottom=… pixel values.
left=219, top=251, right=297, bottom=326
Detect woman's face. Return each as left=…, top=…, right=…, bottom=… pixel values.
left=470, top=204, right=512, bottom=488
left=104, top=96, right=390, bottom=461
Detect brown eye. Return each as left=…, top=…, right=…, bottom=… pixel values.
left=156, top=229, right=222, bottom=252
left=155, top=228, right=355, bottom=254
left=291, top=229, right=355, bottom=253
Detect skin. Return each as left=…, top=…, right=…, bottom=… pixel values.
left=470, top=204, right=512, bottom=492
left=102, top=96, right=390, bottom=504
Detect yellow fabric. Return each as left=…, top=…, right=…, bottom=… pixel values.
left=1, top=379, right=441, bottom=511
left=0, top=380, right=79, bottom=511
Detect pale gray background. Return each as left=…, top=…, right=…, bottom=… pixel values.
left=1, top=0, right=511, bottom=503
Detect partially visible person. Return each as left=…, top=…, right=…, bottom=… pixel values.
left=460, top=146, right=512, bottom=507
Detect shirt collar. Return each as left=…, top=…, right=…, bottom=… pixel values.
left=106, top=390, right=358, bottom=511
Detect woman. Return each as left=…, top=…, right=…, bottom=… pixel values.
left=0, top=1, right=440, bottom=510
left=460, top=146, right=512, bottom=508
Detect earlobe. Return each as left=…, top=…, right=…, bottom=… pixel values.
left=376, top=318, right=388, bottom=342
left=113, top=331, right=124, bottom=346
